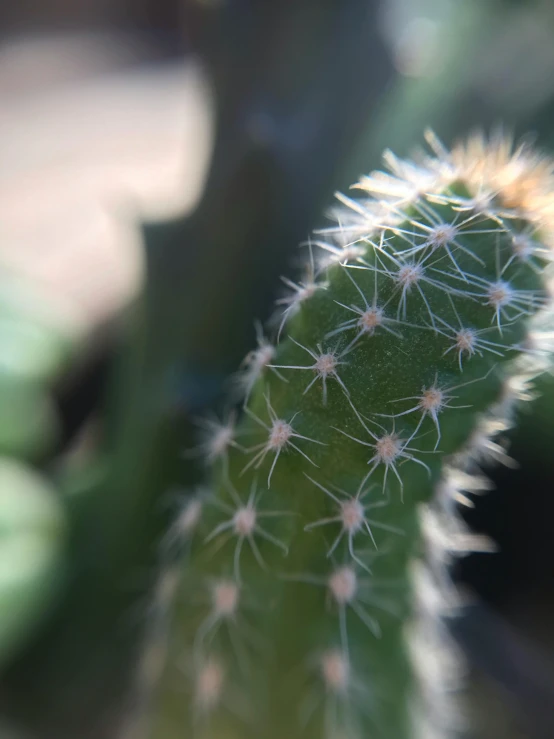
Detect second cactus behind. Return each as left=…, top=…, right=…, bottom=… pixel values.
left=144, top=133, right=554, bottom=739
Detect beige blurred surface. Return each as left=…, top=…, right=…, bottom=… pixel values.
left=0, top=33, right=213, bottom=337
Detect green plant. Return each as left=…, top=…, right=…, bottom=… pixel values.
left=0, top=277, right=75, bottom=667
left=138, top=133, right=554, bottom=739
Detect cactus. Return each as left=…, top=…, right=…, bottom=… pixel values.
left=139, top=131, right=554, bottom=739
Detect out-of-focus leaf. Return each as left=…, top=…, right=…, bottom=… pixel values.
left=0, top=458, right=67, bottom=666
left=0, top=318, right=69, bottom=384
left=0, top=279, right=77, bottom=381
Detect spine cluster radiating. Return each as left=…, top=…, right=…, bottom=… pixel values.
left=144, top=132, right=554, bottom=739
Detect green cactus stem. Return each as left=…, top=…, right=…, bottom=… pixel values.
left=143, top=132, right=554, bottom=739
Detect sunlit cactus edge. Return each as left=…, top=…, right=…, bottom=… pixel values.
left=141, top=131, right=554, bottom=739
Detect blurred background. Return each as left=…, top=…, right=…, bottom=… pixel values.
left=1, top=0, right=554, bottom=737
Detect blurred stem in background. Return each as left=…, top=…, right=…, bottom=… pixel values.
left=0, top=3, right=394, bottom=737
left=361, top=0, right=554, bottom=160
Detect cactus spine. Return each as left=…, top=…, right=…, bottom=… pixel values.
left=144, top=133, right=554, bottom=739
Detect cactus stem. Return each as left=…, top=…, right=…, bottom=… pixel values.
left=145, top=133, right=554, bottom=739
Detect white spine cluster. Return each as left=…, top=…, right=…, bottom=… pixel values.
left=303, top=473, right=404, bottom=572
left=205, top=479, right=288, bottom=582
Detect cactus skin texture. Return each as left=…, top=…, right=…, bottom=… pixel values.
left=145, top=133, right=554, bottom=739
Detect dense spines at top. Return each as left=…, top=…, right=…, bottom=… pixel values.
left=146, top=134, right=554, bottom=739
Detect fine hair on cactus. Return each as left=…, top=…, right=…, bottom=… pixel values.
left=142, top=131, right=554, bottom=739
